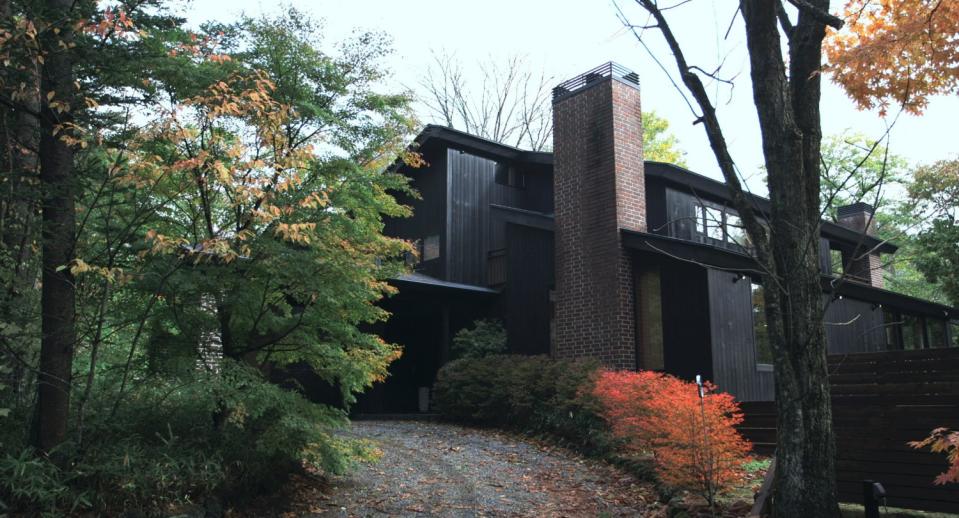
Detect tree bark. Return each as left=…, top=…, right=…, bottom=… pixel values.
left=740, top=1, right=839, bottom=515
left=34, top=0, right=77, bottom=454
left=630, top=0, right=841, bottom=515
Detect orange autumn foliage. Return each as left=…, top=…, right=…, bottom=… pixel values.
left=592, top=370, right=752, bottom=504
left=909, top=428, right=959, bottom=485
left=825, top=0, right=959, bottom=115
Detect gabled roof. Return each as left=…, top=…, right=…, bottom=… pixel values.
left=415, top=124, right=553, bottom=165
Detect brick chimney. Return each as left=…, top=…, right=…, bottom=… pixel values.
left=836, top=202, right=884, bottom=288
left=551, top=63, right=644, bottom=370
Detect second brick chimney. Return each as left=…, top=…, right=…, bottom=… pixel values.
left=836, top=202, right=884, bottom=288
left=551, top=63, right=644, bottom=370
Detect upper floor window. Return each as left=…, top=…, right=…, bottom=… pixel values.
left=693, top=201, right=750, bottom=251
left=405, top=234, right=441, bottom=266
left=422, top=235, right=440, bottom=261
left=495, top=163, right=526, bottom=189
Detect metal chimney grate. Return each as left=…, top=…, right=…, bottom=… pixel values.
left=552, top=62, right=640, bottom=102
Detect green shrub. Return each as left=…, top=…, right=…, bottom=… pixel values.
left=0, top=360, right=377, bottom=515
left=433, top=355, right=615, bottom=455
left=451, top=319, right=508, bottom=359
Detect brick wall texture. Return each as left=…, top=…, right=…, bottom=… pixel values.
left=552, top=77, right=645, bottom=370
left=838, top=212, right=885, bottom=289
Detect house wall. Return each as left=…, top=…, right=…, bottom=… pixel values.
left=823, top=296, right=887, bottom=353
left=659, top=259, right=713, bottom=381
left=385, top=145, right=448, bottom=279
left=446, top=148, right=551, bottom=285
left=707, top=268, right=775, bottom=401
left=503, top=223, right=554, bottom=355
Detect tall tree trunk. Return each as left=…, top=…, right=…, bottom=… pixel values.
left=630, top=1, right=842, bottom=515
left=34, top=0, right=77, bottom=454
left=741, top=1, right=839, bottom=516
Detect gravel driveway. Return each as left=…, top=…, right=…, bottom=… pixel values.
left=302, top=420, right=660, bottom=518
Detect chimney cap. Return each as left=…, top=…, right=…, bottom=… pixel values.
left=837, top=202, right=876, bottom=219
left=552, top=62, right=639, bottom=103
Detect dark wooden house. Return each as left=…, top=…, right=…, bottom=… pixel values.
left=356, top=62, right=959, bottom=413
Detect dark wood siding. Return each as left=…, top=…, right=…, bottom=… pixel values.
left=384, top=144, right=447, bottom=279
left=823, top=296, right=887, bottom=353
left=504, top=224, right=554, bottom=355
left=659, top=258, right=712, bottom=381
left=446, top=148, right=552, bottom=285
left=819, top=237, right=832, bottom=273
left=707, top=268, right=775, bottom=401
left=645, top=179, right=667, bottom=236
left=664, top=187, right=697, bottom=240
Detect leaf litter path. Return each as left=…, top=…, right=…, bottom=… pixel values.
left=282, top=420, right=663, bottom=517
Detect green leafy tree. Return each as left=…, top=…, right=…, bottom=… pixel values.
left=908, top=160, right=959, bottom=306
left=0, top=3, right=420, bottom=512
left=817, top=133, right=947, bottom=302
left=644, top=110, right=687, bottom=167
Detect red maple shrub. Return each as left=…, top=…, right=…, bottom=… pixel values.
left=592, top=370, right=752, bottom=505
left=909, top=428, right=959, bottom=485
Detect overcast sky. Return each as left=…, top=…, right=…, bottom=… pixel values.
left=188, top=0, right=958, bottom=195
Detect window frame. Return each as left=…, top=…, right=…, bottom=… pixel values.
left=751, top=281, right=774, bottom=369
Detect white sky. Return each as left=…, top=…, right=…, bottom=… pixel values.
left=188, top=0, right=958, bottom=195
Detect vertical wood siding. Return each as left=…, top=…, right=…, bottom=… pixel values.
left=504, top=224, right=554, bottom=354
left=823, top=295, right=887, bottom=353
left=707, top=268, right=775, bottom=401
left=446, top=148, right=539, bottom=285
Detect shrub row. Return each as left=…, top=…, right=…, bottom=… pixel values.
left=432, top=355, right=754, bottom=504
left=432, top=355, right=616, bottom=456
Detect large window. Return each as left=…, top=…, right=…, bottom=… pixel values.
left=692, top=200, right=752, bottom=251
left=752, top=282, right=773, bottom=366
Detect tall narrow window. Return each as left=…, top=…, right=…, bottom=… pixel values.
left=637, top=267, right=664, bottom=370
left=951, top=321, right=959, bottom=348
left=883, top=308, right=902, bottom=350
left=752, top=282, right=773, bottom=365
left=704, top=206, right=724, bottom=241
left=830, top=249, right=844, bottom=276
left=694, top=203, right=705, bottom=235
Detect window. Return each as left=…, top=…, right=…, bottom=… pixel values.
left=704, top=206, right=724, bottom=241
left=422, top=235, right=440, bottom=261
left=952, top=321, right=959, bottom=348
left=830, top=249, right=844, bottom=276
left=901, top=314, right=925, bottom=350
left=726, top=213, right=746, bottom=247
left=694, top=203, right=705, bottom=235
left=495, top=163, right=526, bottom=189
left=927, top=318, right=947, bottom=348
left=637, top=267, right=664, bottom=370
left=883, top=308, right=902, bottom=350
left=752, top=282, right=773, bottom=365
